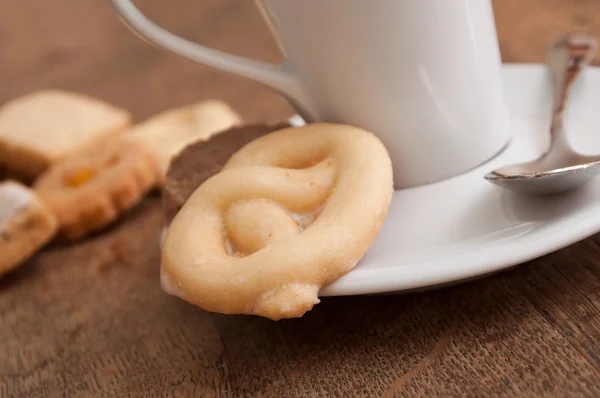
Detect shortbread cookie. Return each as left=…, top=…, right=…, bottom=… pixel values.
left=162, top=122, right=289, bottom=225
left=161, top=123, right=394, bottom=320
left=127, top=100, right=241, bottom=177
left=33, top=138, right=161, bottom=240
left=0, top=90, right=130, bottom=179
left=0, top=180, right=58, bottom=276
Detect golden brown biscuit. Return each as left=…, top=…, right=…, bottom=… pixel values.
left=0, top=180, right=58, bottom=276
left=0, top=90, right=131, bottom=179
left=161, top=123, right=394, bottom=320
left=127, top=100, right=241, bottom=178
left=33, top=138, right=161, bottom=240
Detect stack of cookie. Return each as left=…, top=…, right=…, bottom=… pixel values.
left=0, top=90, right=242, bottom=277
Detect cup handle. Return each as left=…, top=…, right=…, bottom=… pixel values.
left=110, top=0, right=317, bottom=121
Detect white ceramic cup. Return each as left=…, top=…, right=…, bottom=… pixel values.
left=111, top=0, right=510, bottom=189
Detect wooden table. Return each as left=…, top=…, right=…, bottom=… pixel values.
left=2, top=1, right=600, bottom=396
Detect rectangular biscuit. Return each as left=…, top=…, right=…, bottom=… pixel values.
left=0, top=180, right=58, bottom=276
left=126, top=99, right=241, bottom=177
left=0, top=90, right=131, bottom=178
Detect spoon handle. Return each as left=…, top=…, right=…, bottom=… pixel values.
left=547, top=33, right=597, bottom=146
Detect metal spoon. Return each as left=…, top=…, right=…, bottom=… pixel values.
left=484, top=33, right=600, bottom=195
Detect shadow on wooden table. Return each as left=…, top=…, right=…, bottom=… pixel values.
left=211, top=269, right=538, bottom=396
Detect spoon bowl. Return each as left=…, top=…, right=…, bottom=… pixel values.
left=484, top=159, right=600, bottom=195
left=485, top=33, right=600, bottom=195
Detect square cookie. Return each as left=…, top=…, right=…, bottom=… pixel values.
left=0, top=90, right=131, bottom=179
left=33, top=137, right=160, bottom=240
left=0, top=180, right=58, bottom=276
left=126, top=100, right=241, bottom=177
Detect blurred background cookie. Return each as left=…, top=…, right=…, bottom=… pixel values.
left=33, top=137, right=161, bottom=240
left=0, top=90, right=131, bottom=181
left=126, top=100, right=242, bottom=178
left=0, top=180, right=58, bottom=277
left=162, top=122, right=289, bottom=225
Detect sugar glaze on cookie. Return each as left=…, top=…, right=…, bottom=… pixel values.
left=0, top=182, right=31, bottom=230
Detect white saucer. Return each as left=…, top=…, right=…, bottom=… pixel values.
left=297, top=63, right=600, bottom=296
left=162, top=64, right=600, bottom=297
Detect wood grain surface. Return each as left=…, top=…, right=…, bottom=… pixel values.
left=1, top=0, right=600, bottom=396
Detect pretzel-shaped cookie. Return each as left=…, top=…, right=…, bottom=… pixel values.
left=161, top=123, right=393, bottom=320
